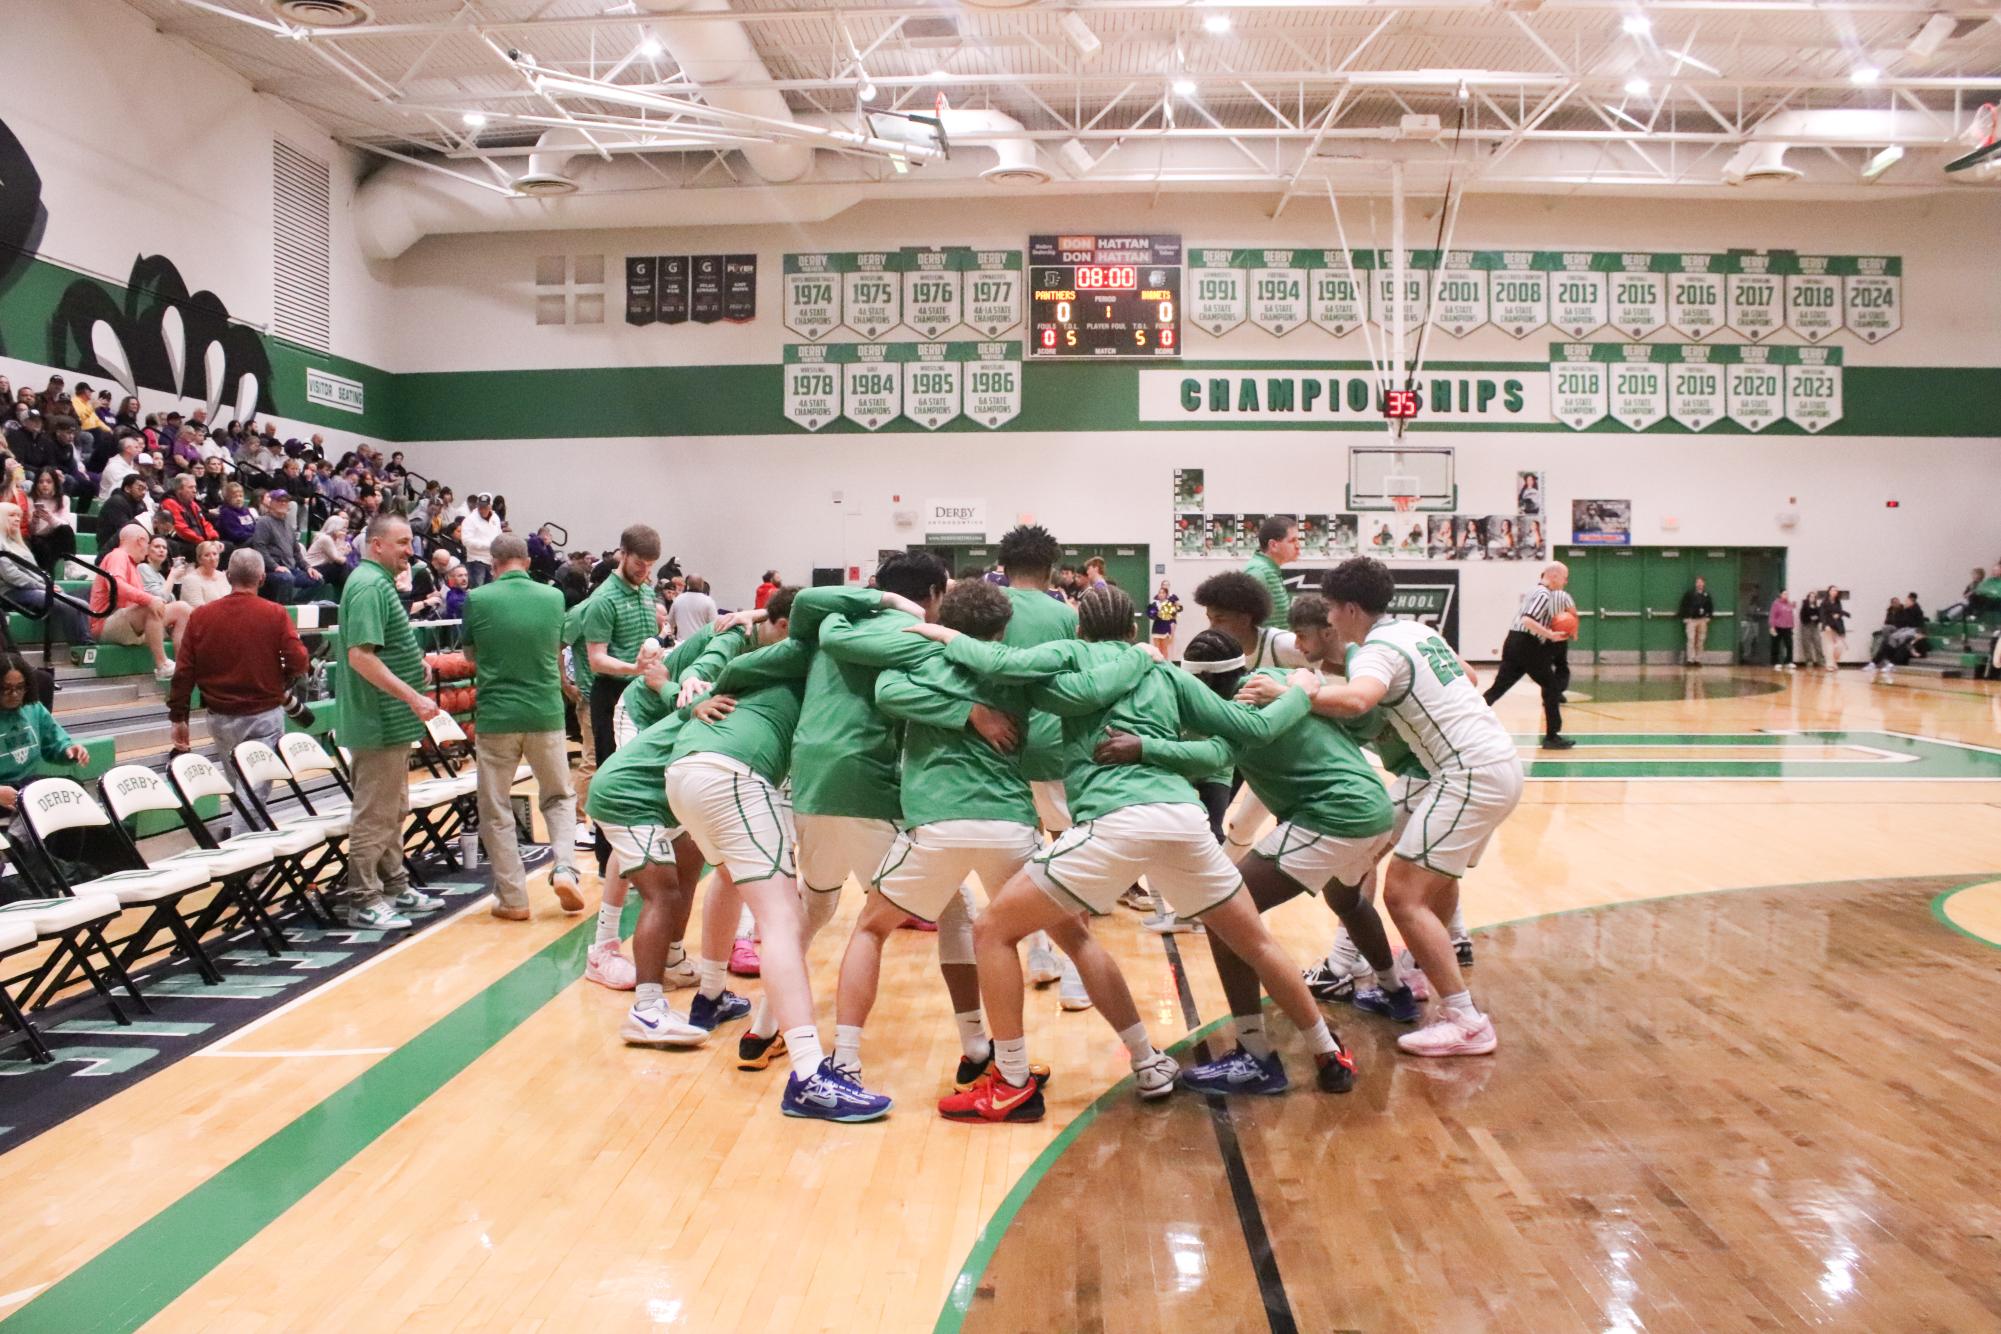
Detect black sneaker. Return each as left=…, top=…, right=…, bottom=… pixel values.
left=1314, top=1044, right=1357, bottom=1094
left=1303, top=959, right=1357, bottom=1003
left=1541, top=734, right=1576, bottom=750
left=736, top=1030, right=787, bottom=1071
left=1454, top=937, right=1475, bottom=970
left=952, top=1055, right=1051, bottom=1093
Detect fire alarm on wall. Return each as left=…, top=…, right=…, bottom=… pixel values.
left=1885, top=500, right=1900, bottom=508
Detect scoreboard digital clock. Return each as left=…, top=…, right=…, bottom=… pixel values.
left=1029, top=234, right=1182, bottom=358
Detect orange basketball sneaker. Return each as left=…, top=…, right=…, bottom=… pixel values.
left=938, top=1068, right=1046, bottom=1123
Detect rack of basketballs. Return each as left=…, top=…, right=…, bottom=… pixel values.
left=425, top=651, right=479, bottom=740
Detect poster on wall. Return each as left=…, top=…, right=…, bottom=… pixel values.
left=1517, top=517, right=1549, bottom=562
left=1572, top=498, right=1632, bottom=545
left=1175, top=514, right=1206, bottom=557
left=782, top=253, right=844, bottom=339
left=659, top=256, right=690, bottom=324
left=781, top=344, right=842, bottom=431
left=1362, top=516, right=1398, bottom=556
left=1454, top=516, right=1485, bottom=560
left=1172, top=468, right=1205, bottom=512
left=1392, top=516, right=1428, bottom=559
left=1427, top=514, right=1455, bottom=559
left=1515, top=470, right=1545, bottom=517
left=1482, top=516, right=1518, bottom=560
left=624, top=257, right=657, bottom=326
left=1236, top=514, right=1266, bottom=560
left=722, top=255, right=758, bottom=322
left=1330, top=515, right=1359, bottom=558
left=690, top=255, right=726, bottom=323
left=1299, top=514, right=1330, bottom=561
left=1205, top=513, right=1238, bottom=559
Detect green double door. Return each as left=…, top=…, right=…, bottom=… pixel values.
left=1561, top=546, right=1785, bottom=665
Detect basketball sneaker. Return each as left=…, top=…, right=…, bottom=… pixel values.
left=550, top=869, right=585, bottom=914
left=574, top=820, right=597, bottom=849
left=662, top=954, right=698, bottom=989
left=393, top=887, right=445, bottom=914
left=953, top=1056, right=1051, bottom=1093
left=736, top=1030, right=787, bottom=1071
left=341, top=901, right=412, bottom=931
left=1142, top=909, right=1199, bottom=934
left=1303, top=959, right=1357, bottom=1004
left=728, top=936, right=761, bottom=977
left=938, top=1069, right=1045, bottom=1123
left=1315, top=1044, right=1358, bottom=1093
left=1397, top=1010, right=1498, bottom=1057
left=1132, top=1050, right=1181, bottom=1100
left=688, top=989, right=752, bottom=1031
left=897, top=915, right=938, bottom=932
left=584, top=940, right=636, bottom=990
left=1352, top=984, right=1422, bottom=1024
left=1182, top=1046, right=1287, bottom=1096
left=620, top=1000, right=708, bottom=1048
left=782, top=1059, right=893, bottom=1123
left=1117, top=885, right=1153, bottom=912
left=1395, top=948, right=1431, bottom=1000
left=1057, top=957, right=1092, bottom=1011
left=1025, top=935, right=1061, bottom=987
left=1453, top=936, right=1475, bottom=970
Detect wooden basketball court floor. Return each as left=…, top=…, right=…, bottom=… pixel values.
left=3, top=667, right=1998, bottom=1333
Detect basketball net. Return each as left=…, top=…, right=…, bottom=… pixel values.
left=1391, top=495, right=1417, bottom=513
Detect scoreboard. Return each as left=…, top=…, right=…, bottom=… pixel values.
left=1029, top=234, right=1182, bottom=358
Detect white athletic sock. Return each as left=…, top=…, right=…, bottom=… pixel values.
left=1441, top=989, right=1481, bottom=1019
left=594, top=901, right=621, bottom=946
left=736, top=905, right=756, bottom=938
left=750, top=997, right=778, bottom=1040
left=993, top=1036, right=1030, bottom=1087
left=634, top=982, right=664, bottom=1010
left=696, top=957, right=727, bottom=1001
left=955, top=1010, right=991, bottom=1064
left=666, top=942, right=687, bottom=967
left=1236, top=1015, right=1273, bottom=1059
left=1117, top=1021, right=1157, bottom=1067
left=833, top=1023, right=863, bottom=1074
left=1447, top=905, right=1468, bottom=941
left=784, top=1025, right=824, bottom=1080
left=1375, top=967, right=1403, bottom=992
left=1301, top=1018, right=1339, bottom=1058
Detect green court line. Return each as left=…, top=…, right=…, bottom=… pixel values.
left=0, top=901, right=628, bottom=1334
left=929, top=870, right=2001, bottom=1334
left=1929, top=882, right=2001, bottom=951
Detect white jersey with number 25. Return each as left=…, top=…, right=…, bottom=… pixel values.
left=1346, top=618, right=1518, bottom=776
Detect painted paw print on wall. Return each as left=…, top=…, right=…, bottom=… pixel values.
left=0, top=115, right=50, bottom=356
left=50, top=252, right=276, bottom=424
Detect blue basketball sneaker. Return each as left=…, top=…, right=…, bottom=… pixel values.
left=688, top=989, right=752, bottom=1031
left=1351, top=984, right=1422, bottom=1024
left=1181, top=1044, right=1289, bottom=1096
left=781, top=1059, right=893, bottom=1123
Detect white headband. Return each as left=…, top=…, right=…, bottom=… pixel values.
left=1181, top=655, right=1246, bottom=675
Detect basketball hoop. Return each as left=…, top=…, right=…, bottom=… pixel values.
left=1391, top=495, right=1417, bottom=513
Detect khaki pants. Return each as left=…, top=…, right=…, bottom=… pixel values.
left=1683, top=617, right=1709, bottom=662
left=347, top=745, right=413, bottom=909
left=476, top=730, right=576, bottom=910
left=572, top=699, right=596, bottom=820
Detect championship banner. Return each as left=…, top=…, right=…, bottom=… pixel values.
left=1840, top=255, right=1901, bottom=343
left=1723, top=253, right=1784, bottom=341
left=1608, top=343, right=1672, bottom=430
left=901, top=247, right=967, bottom=339
left=1544, top=253, right=1611, bottom=339
left=1668, top=343, right=1730, bottom=431
left=901, top=342, right=962, bottom=430
left=659, top=256, right=690, bottom=325
left=1247, top=249, right=1308, bottom=336
left=1785, top=254, right=1841, bottom=342
left=842, top=343, right=903, bottom=429
left=1550, top=343, right=1610, bottom=429
left=962, top=251, right=1024, bottom=337
left=1489, top=252, right=1546, bottom=339
left=722, top=255, right=757, bottom=323
left=1667, top=254, right=1725, bottom=340
left=782, top=253, right=844, bottom=339
left=1189, top=248, right=1248, bottom=335
left=689, top=254, right=726, bottom=324
left=1425, top=250, right=1489, bottom=337
left=1608, top=254, right=1668, bottom=339
left=962, top=341, right=1023, bottom=429
left=1724, top=344, right=1784, bottom=432
left=624, top=257, right=657, bottom=327
left=782, top=343, right=844, bottom=431
left=1309, top=250, right=1371, bottom=335
left=1371, top=259, right=1430, bottom=334
left=842, top=252, right=904, bottom=338
left=1783, top=345, right=1843, bottom=433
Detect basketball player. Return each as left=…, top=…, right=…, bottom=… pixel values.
left=1190, top=571, right=1310, bottom=866
left=1482, top=561, right=1575, bottom=749
left=830, top=580, right=1161, bottom=1100
left=912, top=587, right=1358, bottom=1122
left=662, top=621, right=893, bottom=1122
left=1238, top=557, right=1521, bottom=1057
left=1090, top=626, right=1405, bottom=1092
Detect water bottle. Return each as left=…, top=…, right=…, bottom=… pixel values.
left=460, top=830, right=479, bottom=869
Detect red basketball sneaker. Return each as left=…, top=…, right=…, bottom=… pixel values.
left=938, top=1068, right=1046, bottom=1123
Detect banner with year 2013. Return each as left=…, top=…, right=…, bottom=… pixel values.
left=1548, top=343, right=1842, bottom=433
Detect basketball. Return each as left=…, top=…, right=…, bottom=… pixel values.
left=1550, top=609, right=1580, bottom=639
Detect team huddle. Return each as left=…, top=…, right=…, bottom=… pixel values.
left=575, top=521, right=1523, bottom=1124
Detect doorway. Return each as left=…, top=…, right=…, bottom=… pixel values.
left=1560, top=545, right=1787, bottom=666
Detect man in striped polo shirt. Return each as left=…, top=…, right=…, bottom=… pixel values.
left=1482, top=561, right=1574, bottom=750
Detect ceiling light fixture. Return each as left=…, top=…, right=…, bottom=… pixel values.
left=1850, top=64, right=1881, bottom=85
left=859, top=80, right=879, bottom=103
left=1862, top=144, right=1904, bottom=178
left=1060, top=12, right=1103, bottom=59
left=1171, top=77, right=1197, bottom=97
left=1203, top=14, right=1231, bottom=34
left=638, top=35, right=663, bottom=58
left=461, top=111, right=488, bottom=127
left=1624, top=76, right=1651, bottom=96
left=1621, top=14, right=1651, bottom=37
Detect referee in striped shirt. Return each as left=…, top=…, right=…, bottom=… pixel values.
left=1483, top=561, right=1575, bottom=749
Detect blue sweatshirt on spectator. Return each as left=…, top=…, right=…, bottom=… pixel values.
left=0, top=703, right=78, bottom=786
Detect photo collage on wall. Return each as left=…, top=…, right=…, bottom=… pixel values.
left=1173, top=468, right=1548, bottom=562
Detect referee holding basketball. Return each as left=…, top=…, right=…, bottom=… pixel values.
left=1484, top=561, right=1575, bottom=750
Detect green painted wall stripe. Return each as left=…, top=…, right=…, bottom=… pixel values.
left=0, top=898, right=631, bottom=1334
left=1929, top=882, right=2001, bottom=950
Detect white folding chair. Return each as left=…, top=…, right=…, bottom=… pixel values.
left=0, top=910, right=51, bottom=1061
left=333, top=737, right=471, bottom=877
left=98, top=765, right=287, bottom=957
left=168, top=751, right=336, bottom=927
left=0, top=859, right=129, bottom=1051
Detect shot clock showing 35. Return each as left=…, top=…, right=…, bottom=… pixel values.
left=1029, top=234, right=1182, bottom=357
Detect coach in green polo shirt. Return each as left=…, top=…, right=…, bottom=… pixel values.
left=1246, top=515, right=1299, bottom=629
left=337, top=514, right=445, bottom=932
left=463, top=533, right=579, bottom=920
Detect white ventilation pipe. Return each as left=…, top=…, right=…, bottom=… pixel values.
left=1722, top=108, right=1935, bottom=185
left=635, top=0, right=810, bottom=183
left=799, top=107, right=1045, bottom=183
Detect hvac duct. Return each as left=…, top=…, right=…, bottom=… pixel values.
left=1722, top=108, right=1928, bottom=185
left=633, top=0, right=809, bottom=184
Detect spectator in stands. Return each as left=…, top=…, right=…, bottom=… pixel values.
left=527, top=525, right=560, bottom=583
left=166, top=421, right=203, bottom=475
left=36, top=376, right=65, bottom=419
left=196, top=455, right=228, bottom=512
left=176, top=540, right=230, bottom=609
left=161, top=473, right=218, bottom=559
left=1, top=460, right=27, bottom=518
left=1768, top=590, right=1796, bottom=671
left=555, top=549, right=593, bottom=607
left=669, top=573, right=716, bottom=642
left=754, top=569, right=781, bottom=609
left=69, top=381, right=105, bottom=440
left=111, top=395, right=141, bottom=433
left=97, top=433, right=144, bottom=503
left=0, top=650, right=90, bottom=815
left=215, top=480, right=255, bottom=547
left=250, top=489, right=321, bottom=604
left=405, top=546, right=454, bottom=615
left=95, top=472, right=153, bottom=552
left=27, top=469, right=77, bottom=573
left=336, top=514, right=445, bottom=931
left=384, top=451, right=407, bottom=481
left=324, top=465, right=359, bottom=507
left=306, top=513, right=353, bottom=591
left=442, top=563, right=471, bottom=620
left=90, top=522, right=180, bottom=680
left=139, top=536, right=175, bottom=601
left=1820, top=586, right=1849, bottom=669
left=462, top=533, right=580, bottom=920
left=1865, top=596, right=1927, bottom=681
left=0, top=502, right=87, bottom=644
left=12, top=414, right=76, bottom=496
left=460, top=493, right=503, bottom=588
left=168, top=547, right=310, bottom=805
left=492, top=495, right=510, bottom=524
left=1906, top=590, right=1926, bottom=623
